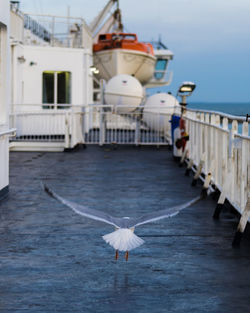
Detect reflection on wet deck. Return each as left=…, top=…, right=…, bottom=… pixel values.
left=0, top=146, right=250, bottom=312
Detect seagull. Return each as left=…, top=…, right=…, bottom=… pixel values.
left=43, top=184, right=201, bottom=261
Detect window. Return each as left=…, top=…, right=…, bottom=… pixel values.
left=42, top=71, right=71, bottom=109
left=99, top=34, right=107, bottom=41
left=42, top=72, right=54, bottom=104
left=123, top=35, right=136, bottom=41
left=154, top=59, right=168, bottom=80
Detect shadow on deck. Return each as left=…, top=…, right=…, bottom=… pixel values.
left=0, top=146, right=250, bottom=313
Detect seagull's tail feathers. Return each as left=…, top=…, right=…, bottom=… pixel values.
left=103, top=228, right=144, bottom=252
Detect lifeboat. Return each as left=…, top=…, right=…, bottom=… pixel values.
left=93, top=33, right=156, bottom=85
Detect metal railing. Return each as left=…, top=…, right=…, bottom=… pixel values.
left=23, top=13, right=87, bottom=48
left=9, top=104, right=175, bottom=148
left=9, top=108, right=84, bottom=149
left=84, top=104, right=172, bottom=145
left=187, top=107, right=250, bottom=123
left=7, top=103, right=250, bottom=235
left=9, top=103, right=250, bottom=212
left=184, top=109, right=250, bottom=214
left=0, top=128, right=16, bottom=138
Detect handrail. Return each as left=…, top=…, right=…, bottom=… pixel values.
left=12, top=103, right=249, bottom=122
left=13, top=103, right=180, bottom=110
left=186, top=108, right=249, bottom=218
left=186, top=107, right=248, bottom=122
left=184, top=115, right=230, bottom=134
left=0, top=128, right=16, bottom=137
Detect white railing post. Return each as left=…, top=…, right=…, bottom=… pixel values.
left=210, top=114, right=216, bottom=178
left=191, top=152, right=205, bottom=186
left=99, top=80, right=106, bottom=146
left=99, top=108, right=106, bottom=146
left=204, top=113, right=210, bottom=173
left=214, top=115, right=220, bottom=184
left=213, top=169, right=232, bottom=219
left=240, top=122, right=249, bottom=210
left=233, top=196, right=250, bottom=246
left=64, top=112, right=70, bottom=148
left=222, top=117, right=229, bottom=186
left=185, top=158, right=193, bottom=176
left=230, top=120, right=238, bottom=203
left=70, top=107, right=84, bottom=148
left=198, top=113, right=204, bottom=162
left=135, top=117, right=140, bottom=146
left=212, top=117, right=230, bottom=219
left=202, top=159, right=215, bottom=198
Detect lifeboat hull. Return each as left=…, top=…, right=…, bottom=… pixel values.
left=93, top=48, right=156, bottom=85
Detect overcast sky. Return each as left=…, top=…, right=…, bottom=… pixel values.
left=20, top=0, right=250, bottom=102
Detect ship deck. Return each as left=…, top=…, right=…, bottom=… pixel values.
left=1, top=146, right=250, bottom=313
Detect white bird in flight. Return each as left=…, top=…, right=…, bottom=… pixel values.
left=43, top=184, right=201, bottom=261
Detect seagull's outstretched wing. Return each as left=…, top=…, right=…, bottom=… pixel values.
left=43, top=184, right=121, bottom=228
left=128, top=195, right=201, bottom=228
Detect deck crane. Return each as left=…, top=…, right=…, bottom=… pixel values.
left=89, top=0, right=123, bottom=43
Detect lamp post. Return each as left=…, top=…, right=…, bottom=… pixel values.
left=177, top=81, right=196, bottom=107
left=173, top=81, right=196, bottom=163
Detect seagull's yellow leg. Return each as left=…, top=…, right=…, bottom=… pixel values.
left=125, top=251, right=129, bottom=261
left=115, top=250, right=119, bottom=260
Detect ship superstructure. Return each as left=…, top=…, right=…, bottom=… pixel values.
left=0, top=0, right=249, bottom=238
left=0, top=0, right=15, bottom=199
left=5, top=0, right=176, bottom=151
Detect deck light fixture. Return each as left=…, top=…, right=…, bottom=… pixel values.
left=17, top=56, right=26, bottom=63
left=90, top=65, right=99, bottom=74
left=177, top=81, right=196, bottom=106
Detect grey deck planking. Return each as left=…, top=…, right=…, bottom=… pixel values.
left=0, top=146, right=250, bottom=313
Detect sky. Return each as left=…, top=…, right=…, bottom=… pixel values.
left=19, top=0, right=250, bottom=103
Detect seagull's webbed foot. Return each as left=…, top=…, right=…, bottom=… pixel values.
left=125, top=251, right=129, bottom=261
left=115, top=250, right=119, bottom=260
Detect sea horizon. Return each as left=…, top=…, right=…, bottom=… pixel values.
left=188, top=102, right=250, bottom=116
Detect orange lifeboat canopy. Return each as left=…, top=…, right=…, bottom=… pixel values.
left=93, top=33, right=154, bottom=56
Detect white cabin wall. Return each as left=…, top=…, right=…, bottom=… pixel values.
left=83, top=49, right=93, bottom=105
left=10, top=10, right=24, bottom=43
left=23, top=29, right=50, bottom=47
left=81, top=22, right=93, bottom=50
left=11, top=44, right=24, bottom=111
left=12, top=45, right=93, bottom=110
left=0, top=0, right=10, bottom=26
left=0, top=0, right=11, bottom=196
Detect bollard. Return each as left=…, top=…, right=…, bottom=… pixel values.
left=185, top=158, right=193, bottom=176
left=232, top=197, right=250, bottom=247
left=191, top=158, right=205, bottom=186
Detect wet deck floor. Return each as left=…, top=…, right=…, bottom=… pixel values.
left=1, top=146, right=250, bottom=312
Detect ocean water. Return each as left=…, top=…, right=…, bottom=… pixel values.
left=188, top=102, right=250, bottom=135
left=188, top=102, right=250, bottom=117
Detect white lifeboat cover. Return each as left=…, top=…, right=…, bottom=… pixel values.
left=144, top=93, right=180, bottom=114
left=104, top=74, right=143, bottom=109
left=143, top=93, right=180, bottom=136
